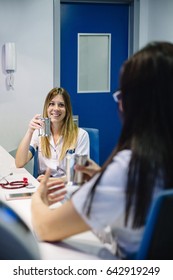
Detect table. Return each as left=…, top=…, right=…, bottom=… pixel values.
left=0, top=145, right=104, bottom=260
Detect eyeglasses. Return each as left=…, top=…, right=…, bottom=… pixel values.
left=0, top=177, right=29, bottom=189
left=113, top=90, right=122, bottom=103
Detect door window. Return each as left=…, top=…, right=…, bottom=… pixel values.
left=78, top=33, right=111, bottom=93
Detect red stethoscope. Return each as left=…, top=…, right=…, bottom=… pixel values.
left=0, top=173, right=33, bottom=189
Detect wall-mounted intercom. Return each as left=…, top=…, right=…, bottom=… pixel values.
left=5, top=42, right=16, bottom=72
left=4, top=42, right=16, bottom=89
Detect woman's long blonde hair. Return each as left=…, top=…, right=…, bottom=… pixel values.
left=40, top=87, right=78, bottom=160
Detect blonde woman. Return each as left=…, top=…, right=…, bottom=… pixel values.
left=15, top=87, right=89, bottom=180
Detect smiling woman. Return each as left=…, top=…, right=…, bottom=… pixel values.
left=15, top=87, right=90, bottom=180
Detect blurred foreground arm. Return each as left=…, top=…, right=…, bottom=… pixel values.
left=37, top=174, right=66, bottom=183
left=31, top=169, right=90, bottom=241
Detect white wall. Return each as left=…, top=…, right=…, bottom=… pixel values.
left=138, top=0, right=149, bottom=49
left=0, top=0, right=54, bottom=154
left=139, top=0, right=173, bottom=48
left=148, top=0, right=173, bottom=43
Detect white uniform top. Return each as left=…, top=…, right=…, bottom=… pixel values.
left=72, top=150, right=160, bottom=259
left=29, top=127, right=90, bottom=177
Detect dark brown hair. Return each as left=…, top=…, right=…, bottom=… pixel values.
left=85, top=42, right=173, bottom=228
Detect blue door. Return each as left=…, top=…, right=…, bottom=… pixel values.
left=61, top=2, right=129, bottom=164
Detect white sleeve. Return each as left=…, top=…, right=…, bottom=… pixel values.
left=75, top=128, right=90, bottom=156
left=72, top=150, right=131, bottom=231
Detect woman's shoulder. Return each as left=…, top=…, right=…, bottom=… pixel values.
left=113, top=149, right=132, bottom=163
left=100, top=150, right=131, bottom=187
left=98, top=150, right=132, bottom=184
left=78, top=127, right=88, bottom=134
left=77, top=127, right=89, bottom=138
left=110, top=149, right=132, bottom=172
